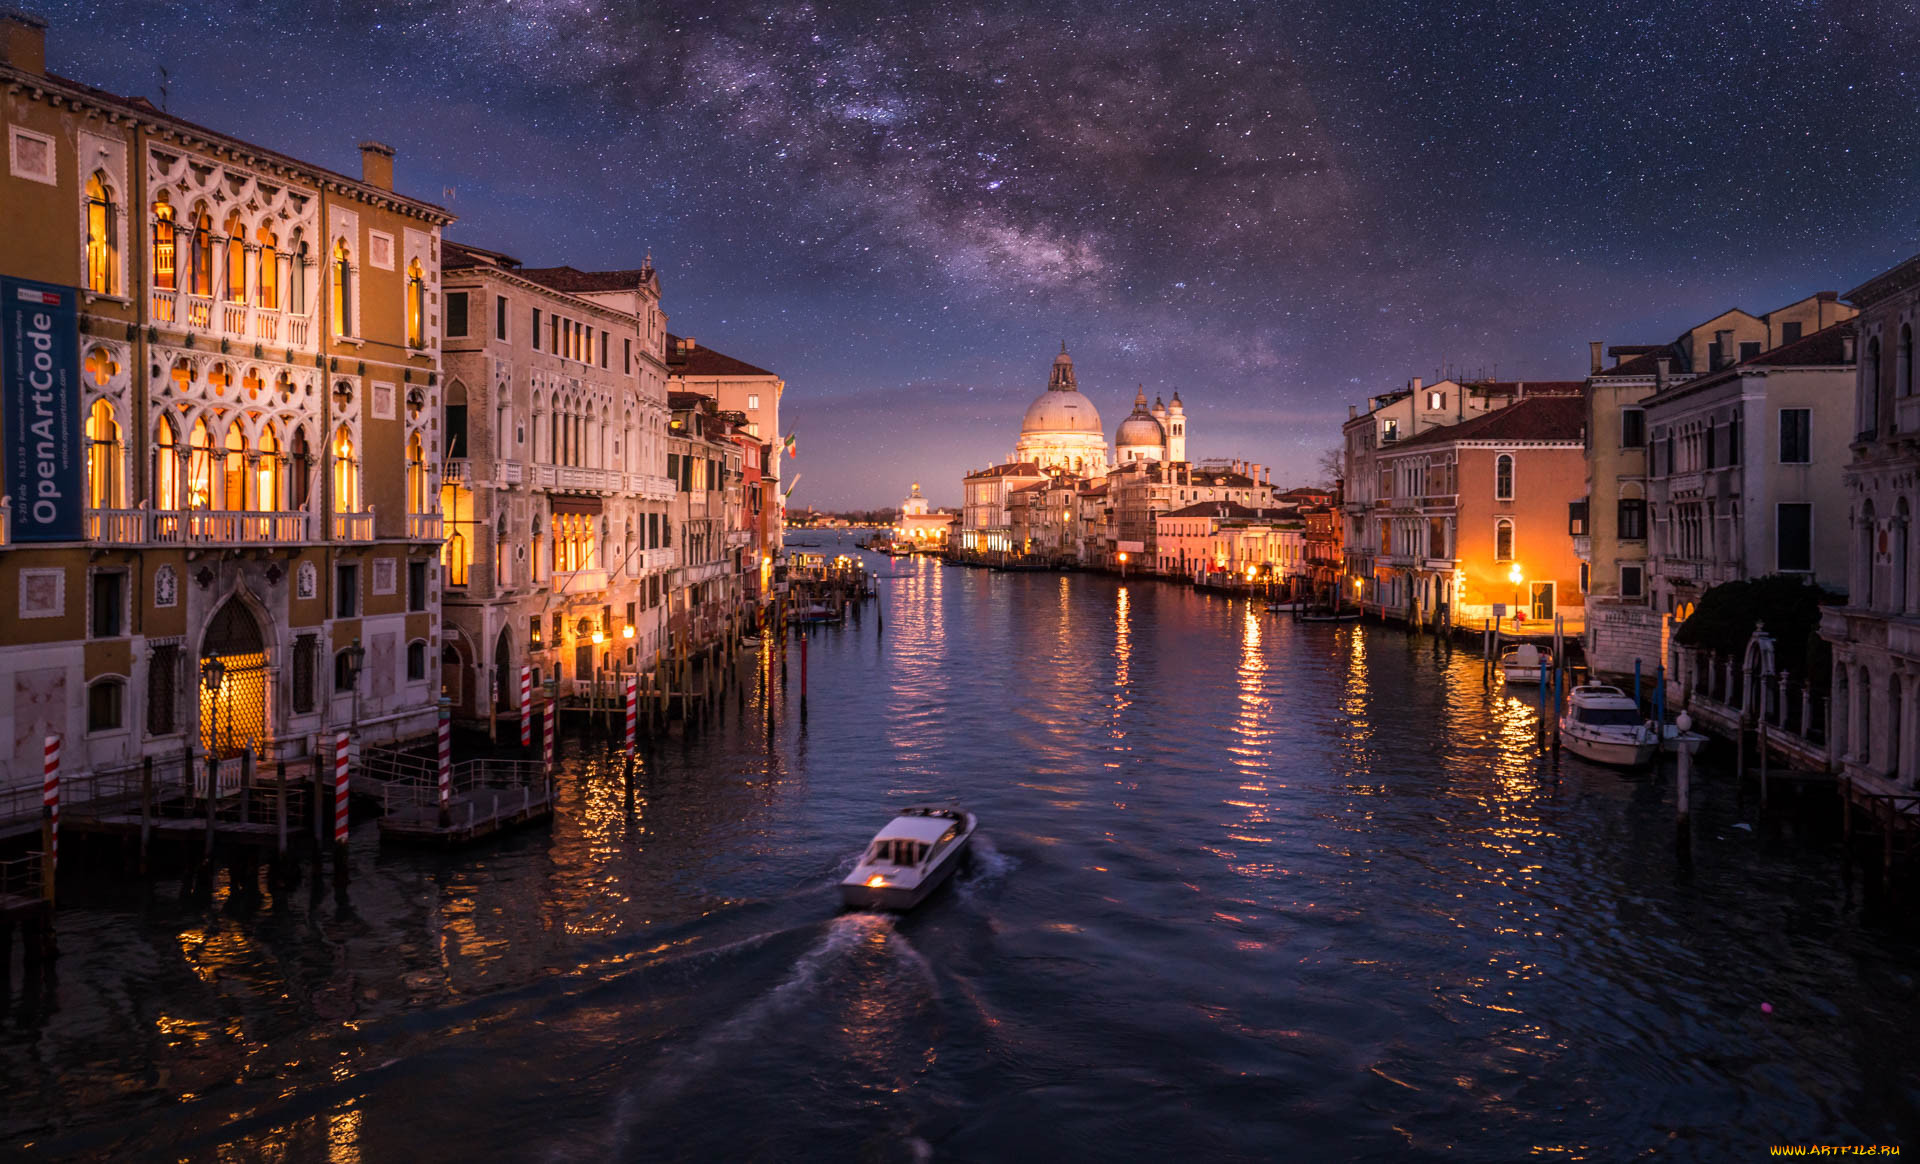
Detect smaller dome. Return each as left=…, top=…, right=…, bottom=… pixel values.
left=1117, top=387, right=1164, bottom=447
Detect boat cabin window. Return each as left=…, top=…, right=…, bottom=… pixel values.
left=871, top=839, right=929, bottom=865
left=1576, top=706, right=1644, bottom=727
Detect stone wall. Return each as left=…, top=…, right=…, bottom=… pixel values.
left=1586, top=602, right=1666, bottom=681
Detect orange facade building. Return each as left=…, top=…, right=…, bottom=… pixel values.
left=1374, top=393, right=1587, bottom=632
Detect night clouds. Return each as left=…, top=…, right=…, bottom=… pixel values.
left=37, top=0, right=1920, bottom=505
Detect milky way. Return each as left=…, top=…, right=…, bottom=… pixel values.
left=38, top=0, right=1920, bottom=505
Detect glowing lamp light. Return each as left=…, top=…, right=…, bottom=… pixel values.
left=1118, top=552, right=1129, bottom=563
left=865, top=874, right=889, bottom=887
left=591, top=628, right=605, bottom=645
left=621, top=624, right=635, bottom=641
left=1507, top=563, right=1524, bottom=586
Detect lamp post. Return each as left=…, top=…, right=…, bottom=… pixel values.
left=1508, top=563, right=1524, bottom=630
left=341, top=637, right=366, bottom=745
left=1118, top=550, right=1128, bottom=579
left=591, top=626, right=607, bottom=727
left=200, top=654, right=226, bottom=799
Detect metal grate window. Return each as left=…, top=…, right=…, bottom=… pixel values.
left=292, top=634, right=317, bottom=713
left=148, top=644, right=179, bottom=735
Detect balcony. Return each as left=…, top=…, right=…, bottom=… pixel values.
left=442, top=458, right=470, bottom=484
left=496, top=460, right=524, bottom=488
left=554, top=466, right=620, bottom=494
left=407, top=513, right=444, bottom=541
left=1572, top=534, right=1592, bottom=559
left=89, top=508, right=147, bottom=544
left=332, top=512, right=374, bottom=542
left=150, top=289, right=318, bottom=353
left=726, top=529, right=753, bottom=548
left=140, top=510, right=313, bottom=545
left=632, top=473, right=674, bottom=500
left=552, top=568, right=609, bottom=595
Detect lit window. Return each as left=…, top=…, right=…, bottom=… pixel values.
left=1495, top=518, right=1514, bottom=561
left=332, top=238, right=353, bottom=336
left=151, top=193, right=176, bottom=295
left=224, top=211, right=246, bottom=302
left=333, top=425, right=359, bottom=511
left=153, top=416, right=179, bottom=511
left=406, top=258, right=426, bottom=348
left=85, top=398, right=122, bottom=509
left=256, top=224, right=279, bottom=310
left=189, top=204, right=214, bottom=297
left=1494, top=454, right=1514, bottom=501
left=85, top=172, right=116, bottom=294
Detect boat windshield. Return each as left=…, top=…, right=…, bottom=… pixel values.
left=870, top=839, right=929, bottom=865
left=1576, top=706, right=1644, bottom=727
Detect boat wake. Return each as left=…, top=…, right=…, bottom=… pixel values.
left=957, top=834, right=1017, bottom=897
left=580, top=911, right=936, bottom=1162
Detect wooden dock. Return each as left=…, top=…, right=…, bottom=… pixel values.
left=373, top=758, right=553, bottom=845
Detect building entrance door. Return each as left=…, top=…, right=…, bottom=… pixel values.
left=200, top=598, right=269, bottom=756
left=1530, top=582, right=1555, bottom=623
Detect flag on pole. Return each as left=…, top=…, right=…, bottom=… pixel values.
left=782, top=432, right=797, bottom=458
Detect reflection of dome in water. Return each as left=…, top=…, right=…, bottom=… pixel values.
left=1021, top=346, right=1103, bottom=435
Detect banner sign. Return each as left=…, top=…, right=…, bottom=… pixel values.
left=3, top=278, right=82, bottom=542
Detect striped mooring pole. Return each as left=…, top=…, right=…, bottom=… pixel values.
left=519, top=665, right=532, bottom=748
left=42, top=732, right=60, bottom=883
left=543, top=700, right=557, bottom=774
left=437, top=698, right=452, bottom=812
left=333, top=731, right=351, bottom=845
left=625, top=675, right=638, bottom=757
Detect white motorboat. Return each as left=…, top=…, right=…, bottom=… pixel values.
left=839, top=806, right=976, bottom=910
left=1559, top=684, right=1659, bottom=767
left=1265, top=600, right=1304, bottom=613
left=1499, top=643, right=1552, bottom=685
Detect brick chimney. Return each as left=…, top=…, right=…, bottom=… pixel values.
left=1843, top=333, right=1857, bottom=363
left=1589, top=341, right=1603, bottom=375
left=358, top=141, right=394, bottom=190
left=0, top=9, right=46, bottom=75
left=1714, top=329, right=1733, bottom=370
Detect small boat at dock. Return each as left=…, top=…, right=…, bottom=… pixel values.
left=1559, top=685, right=1659, bottom=767
left=1298, top=608, right=1360, bottom=622
left=1499, top=644, right=1552, bottom=685
left=840, top=807, right=977, bottom=910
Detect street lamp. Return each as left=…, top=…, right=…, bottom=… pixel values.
left=1508, top=562, right=1524, bottom=627
left=200, top=653, right=226, bottom=761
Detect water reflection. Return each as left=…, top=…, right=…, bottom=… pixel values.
left=6, top=536, right=1919, bottom=1162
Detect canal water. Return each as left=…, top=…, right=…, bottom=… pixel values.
left=5, top=532, right=1918, bottom=1161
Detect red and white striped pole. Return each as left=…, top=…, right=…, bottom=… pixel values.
left=625, top=675, right=638, bottom=757
left=543, top=699, right=557, bottom=774
left=519, top=665, right=532, bottom=748
left=333, top=731, right=350, bottom=845
left=437, top=699, right=452, bottom=813
left=42, top=733, right=60, bottom=881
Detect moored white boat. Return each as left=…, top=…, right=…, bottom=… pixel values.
left=1499, top=643, right=1552, bottom=685
left=1559, top=684, right=1659, bottom=767
left=839, top=807, right=976, bottom=910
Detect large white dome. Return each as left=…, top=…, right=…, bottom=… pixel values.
left=1022, top=389, right=1103, bottom=435
left=1020, top=346, right=1103, bottom=435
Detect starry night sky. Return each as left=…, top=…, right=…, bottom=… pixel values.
left=38, top=0, right=1920, bottom=507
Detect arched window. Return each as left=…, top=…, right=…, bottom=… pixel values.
left=1494, top=454, right=1514, bottom=501
left=154, top=415, right=180, bottom=511
left=189, top=203, right=214, bottom=297
left=332, top=425, right=359, bottom=512
left=151, top=193, right=176, bottom=291
left=1896, top=324, right=1912, bottom=401
left=332, top=239, right=353, bottom=337
left=407, top=640, right=427, bottom=682
left=1861, top=666, right=1875, bottom=767
left=288, top=231, right=307, bottom=315
left=187, top=416, right=214, bottom=510
left=256, top=225, right=279, bottom=310
left=257, top=426, right=283, bottom=511
left=445, top=381, right=468, bottom=459
left=87, top=677, right=124, bottom=733
left=86, top=399, right=121, bottom=509
left=289, top=427, right=312, bottom=509
left=85, top=172, right=116, bottom=295
left=1495, top=517, right=1514, bottom=561
left=222, top=423, right=247, bottom=510
left=224, top=211, right=247, bottom=302
left=406, top=431, right=428, bottom=514
left=1899, top=498, right=1913, bottom=615
left=406, top=258, right=426, bottom=348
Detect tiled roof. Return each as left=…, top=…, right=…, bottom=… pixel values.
left=966, top=462, right=1044, bottom=479
left=442, top=239, right=521, bottom=271
left=1160, top=501, right=1300, bottom=521
left=1390, top=394, right=1586, bottom=449
left=1462, top=380, right=1585, bottom=396
left=665, top=334, right=778, bottom=378
left=520, top=266, right=652, bottom=293
left=1011, top=481, right=1049, bottom=494
left=1741, top=319, right=1855, bottom=366
left=1593, top=348, right=1671, bottom=379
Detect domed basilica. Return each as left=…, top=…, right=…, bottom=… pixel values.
left=1010, top=345, right=1186, bottom=477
